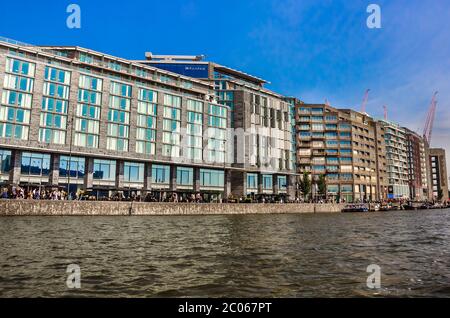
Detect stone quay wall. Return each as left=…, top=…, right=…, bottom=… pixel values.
left=0, top=200, right=345, bottom=216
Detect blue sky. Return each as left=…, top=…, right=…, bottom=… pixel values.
left=1, top=0, right=449, bottom=165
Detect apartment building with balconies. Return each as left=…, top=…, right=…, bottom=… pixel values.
left=296, top=104, right=387, bottom=202
left=379, top=120, right=410, bottom=199
left=405, top=129, right=429, bottom=201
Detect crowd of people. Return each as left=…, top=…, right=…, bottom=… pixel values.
left=0, top=186, right=290, bottom=203
left=4, top=185, right=444, bottom=205
left=1, top=186, right=68, bottom=200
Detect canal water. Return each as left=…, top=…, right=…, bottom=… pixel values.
left=0, top=210, right=449, bottom=297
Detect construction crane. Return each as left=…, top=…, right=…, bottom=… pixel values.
left=325, top=98, right=330, bottom=106
left=361, top=89, right=370, bottom=113
left=383, top=105, right=388, bottom=120
left=423, top=91, right=438, bottom=145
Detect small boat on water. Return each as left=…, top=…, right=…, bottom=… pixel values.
left=413, top=202, right=450, bottom=210
left=403, top=202, right=423, bottom=210
left=342, top=204, right=369, bottom=213
left=380, top=205, right=393, bottom=211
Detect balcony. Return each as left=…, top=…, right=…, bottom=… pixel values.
left=299, top=158, right=311, bottom=164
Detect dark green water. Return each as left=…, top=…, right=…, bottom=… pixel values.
left=0, top=210, right=449, bottom=297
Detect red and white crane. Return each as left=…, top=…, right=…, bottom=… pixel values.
left=383, top=105, right=388, bottom=120
left=361, top=89, right=370, bottom=113
left=423, top=91, right=438, bottom=145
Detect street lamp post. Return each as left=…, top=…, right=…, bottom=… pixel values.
left=67, top=111, right=75, bottom=200
left=223, top=139, right=227, bottom=203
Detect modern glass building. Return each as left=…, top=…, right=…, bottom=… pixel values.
left=141, top=53, right=298, bottom=200
left=0, top=39, right=296, bottom=201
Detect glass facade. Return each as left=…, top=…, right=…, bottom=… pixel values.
left=262, top=175, right=273, bottom=190
left=107, top=81, right=131, bottom=152
left=177, top=167, right=193, bottom=186
left=75, top=74, right=102, bottom=148
left=0, top=58, right=35, bottom=140
left=59, top=156, right=85, bottom=179
left=39, top=66, right=71, bottom=144
left=200, top=169, right=224, bottom=188
left=186, top=99, right=203, bottom=161
left=278, top=175, right=287, bottom=191
left=247, top=173, right=258, bottom=190
left=206, top=104, right=227, bottom=163
left=0, top=149, right=11, bottom=174
left=152, top=164, right=170, bottom=185
left=162, top=94, right=181, bottom=157
left=21, top=152, right=50, bottom=176
left=136, top=88, right=157, bottom=155
left=93, top=159, right=116, bottom=181
left=124, top=162, right=144, bottom=183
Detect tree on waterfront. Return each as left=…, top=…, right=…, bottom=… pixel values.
left=318, top=174, right=327, bottom=200
left=299, top=172, right=311, bottom=201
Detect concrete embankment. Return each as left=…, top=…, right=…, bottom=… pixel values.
left=0, top=200, right=345, bottom=216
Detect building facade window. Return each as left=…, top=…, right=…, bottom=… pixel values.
left=186, top=99, right=203, bottom=161
left=136, top=88, right=157, bottom=155
left=206, top=104, right=227, bottom=163
left=59, top=156, right=85, bottom=179
left=200, top=169, right=224, bottom=188
left=177, top=167, right=193, bottom=186
left=152, top=164, right=170, bottom=184
left=20, top=152, right=50, bottom=176
left=262, top=175, right=273, bottom=190
left=93, top=159, right=116, bottom=181
left=0, top=58, right=35, bottom=140
left=247, top=173, right=258, bottom=190
left=75, top=74, right=103, bottom=148
left=162, top=94, right=181, bottom=157
left=0, top=149, right=12, bottom=174
left=39, top=66, right=71, bottom=144
left=341, top=185, right=353, bottom=193
left=124, top=162, right=144, bottom=183
left=79, top=53, right=93, bottom=64
left=107, top=81, right=131, bottom=152
left=278, top=175, right=287, bottom=191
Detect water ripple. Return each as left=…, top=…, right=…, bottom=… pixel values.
left=0, top=210, right=450, bottom=297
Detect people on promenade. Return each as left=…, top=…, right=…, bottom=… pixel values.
left=1, top=185, right=448, bottom=208
left=0, top=186, right=68, bottom=200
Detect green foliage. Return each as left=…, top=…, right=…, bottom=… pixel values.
left=318, top=174, right=327, bottom=196
left=299, top=172, right=311, bottom=200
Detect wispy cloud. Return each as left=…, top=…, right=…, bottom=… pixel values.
left=247, top=0, right=450, bottom=168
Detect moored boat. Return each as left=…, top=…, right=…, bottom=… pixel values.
left=342, top=204, right=369, bottom=213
